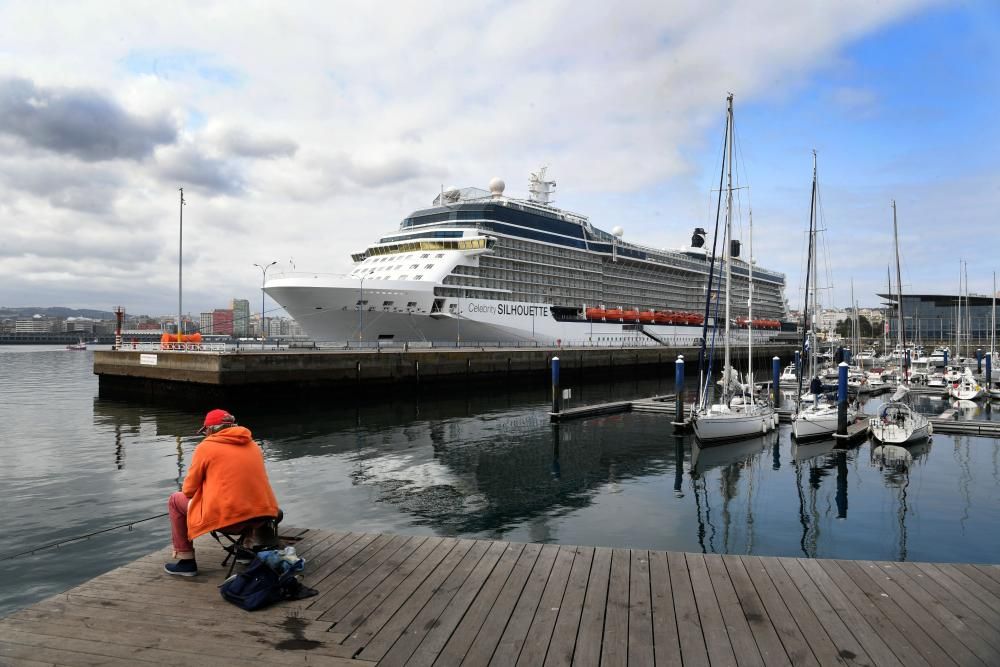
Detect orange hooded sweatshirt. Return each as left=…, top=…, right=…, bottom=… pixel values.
left=182, top=425, right=279, bottom=539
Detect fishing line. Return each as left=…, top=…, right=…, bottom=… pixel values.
left=0, top=512, right=168, bottom=562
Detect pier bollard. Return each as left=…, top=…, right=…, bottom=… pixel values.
left=794, top=350, right=801, bottom=384
left=837, top=362, right=849, bottom=436
left=772, top=356, right=781, bottom=409
left=674, top=355, right=685, bottom=424
left=551, top=356, right=561, bottom=415
left=976, top=349, right=982, bottom=374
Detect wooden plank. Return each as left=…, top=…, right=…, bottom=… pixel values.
left=739, top=556, right=823, bottom=667
left=721, top=555, right=795, bottom=667
left=857, top=560, right=999, bottom=666
left=599, top=548, right=630, bottom=667
left=304, top=533, right=386, bottom=592
left=887, top=561, right=1000, bottom=654
left=431, top=542, right=535, bottom=667
left=927, top=563, right=1000, bottom=615
left=686, top=552, right=736, bottom=667
left=8, top=596, right=337, bottom=652
left=703, top=554, right=764, bottom=667
left=514, top=545, right=577, bottom=666
left=0, top=639, right=139, bottom=667
left=789, top=558, right=902, bottom=667
left=667, top=550, right=709, bottom=667
left=308, top=534, right=420, bottom=612
left=972, top=564, right=1000, bottom=586
left=569, top=546, right=612, bottom=667
left=627, top=550, right=655, bottom=667
left=0, top=612, right=354, bottom=665
left=0, top=626, right=366, bottom=667
left=761, top=556, right=870, bottom=666
left=323, top=536, right=452, bottom=629
left=947, top=563, right=1000, bottom=606
left=543, top=546, right=594, bottom=667
left=485, top=543, right=560, bottom=665
left=910, top=562, right=1000, bottom=628
left=815, top=560, right=937, bottom=667
left=349, top=539, right=488, bottom=661
left=362, top=539, right=500, bottom=665
left=648, top=550, right=683, bottom=667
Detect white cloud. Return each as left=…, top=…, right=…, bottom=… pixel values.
left=0, top=0, right=954, bottom=314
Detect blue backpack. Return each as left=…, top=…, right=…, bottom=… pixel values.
left=218, top=556, right=305, bottom=611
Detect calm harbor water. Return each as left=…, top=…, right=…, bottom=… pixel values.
left=2, top=345, right=999, bottom=617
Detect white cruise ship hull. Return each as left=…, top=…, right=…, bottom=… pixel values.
left=266, top=275, right=759, bottom=346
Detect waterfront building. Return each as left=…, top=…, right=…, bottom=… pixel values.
left=881, top=293, right=999, bottom=345
left=232, top=298, right=250, bottom=337
left=199, top=312, right=214, bottom=334
left=212, top=309, right=234, bottom=336
left=14, top=316, right=53, bottom=333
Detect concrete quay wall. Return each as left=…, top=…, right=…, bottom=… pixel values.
left=94, top=344, right=796, bottom=404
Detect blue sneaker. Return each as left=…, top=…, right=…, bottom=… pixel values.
left=164, top=559, right=198, bottom=576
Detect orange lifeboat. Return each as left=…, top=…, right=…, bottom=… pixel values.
left=605, top=308, right=624, bottom=321
left=653, top=312, right=672, bottom=324
left=585, top=307, right=607, bottom=321
left=622, top=309, right=640, bottom=321
left=688, top=313, right=705, bottom=326
left=638, top=311, right=656, bottom=324
left=736, top=317, right=748, bottom=328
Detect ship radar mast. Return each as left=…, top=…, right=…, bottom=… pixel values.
left=528, top=166, right=556, bottom=204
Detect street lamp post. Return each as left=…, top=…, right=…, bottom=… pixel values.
left=254, top=261, right=277, bottom=350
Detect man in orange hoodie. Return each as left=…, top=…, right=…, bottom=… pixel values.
left=165, top=409, right=280, bottom=576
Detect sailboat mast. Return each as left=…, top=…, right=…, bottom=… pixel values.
left=748, top=209, right=755, bottom=396
left=992, top=271, right=996, bottom=358
left=957, top=260, right=962, bottom=358
left=797, top=150, right=817, bottom=404
left=892, top=200, right=906, bottom=381
left=885, top=266, right=891, bottom=355
left=723, top=94, right=734, bottom=392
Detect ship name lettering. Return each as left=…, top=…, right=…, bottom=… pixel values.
left=497, top=303, right=549, bottom=318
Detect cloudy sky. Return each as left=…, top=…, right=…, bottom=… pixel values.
left=1, top=0, right=997, bottom=317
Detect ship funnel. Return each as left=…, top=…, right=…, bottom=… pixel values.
left=691, top=227, right=706, bottom=248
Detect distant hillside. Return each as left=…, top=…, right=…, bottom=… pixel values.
left=0, top=306, right=117, bottom=320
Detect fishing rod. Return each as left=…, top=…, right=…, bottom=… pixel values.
left=0, top=512, right=168, bottom=562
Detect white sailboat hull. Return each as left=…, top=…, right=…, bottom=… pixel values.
left=693, top=406, right=776, bottom=443
left=869, top=416, right=930, bottom=445
left=792, top=405, right=857, bottom=441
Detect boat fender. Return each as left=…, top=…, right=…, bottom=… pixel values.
left=761, top=420, right=767, bottom=435
left=927, top=422, right=933, bottom=436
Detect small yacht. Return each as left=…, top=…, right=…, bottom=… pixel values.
left=948, top=368, right=984, bottom=400
left=928, top=346, right=950, bottom=367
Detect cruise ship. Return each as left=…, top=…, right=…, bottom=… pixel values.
left=265, top=169, right=789, bottom=345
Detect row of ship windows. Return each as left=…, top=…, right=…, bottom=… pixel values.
left=351, top=238, right=488, bottom=262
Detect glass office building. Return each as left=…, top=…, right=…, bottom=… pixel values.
left=880, top=293, right=999, bottom=346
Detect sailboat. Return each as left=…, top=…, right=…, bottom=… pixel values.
left=870, top=201, right=931, bottom=445
left=692, top=95, right=777, bottom=443
left=792, top=153, right=856, bottom=441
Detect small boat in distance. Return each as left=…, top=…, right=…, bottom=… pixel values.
left=66, top=339, right=87, bottom=351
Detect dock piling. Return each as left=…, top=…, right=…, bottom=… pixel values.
left=794, top=349, right=801, bottom=384
left=551, top=356, right=561, bottom=415
left=673, top=355, right=684, bottom=426
left=976, top=348, right=982, bottom=373
left=837, top=361, right=848, bottom=436
left=944, top=349, right=949, bottom=366
left=772, top=356, right=781, bottom=408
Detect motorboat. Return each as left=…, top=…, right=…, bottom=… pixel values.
left=948, top=368, right=984, bottom=400
left=65, top=340, right=87, bottom=351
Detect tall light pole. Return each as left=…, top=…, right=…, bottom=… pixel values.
left=177, top=188, right=185, bottom=343
left=254, top=261, right=276, bottom=350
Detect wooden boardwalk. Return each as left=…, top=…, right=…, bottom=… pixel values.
left=2, top=529, right=999, bottom=666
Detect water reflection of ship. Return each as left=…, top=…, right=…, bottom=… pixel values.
left=689, top=431, right=777, bottom=554
left=872, top=439, right=933, bottom=561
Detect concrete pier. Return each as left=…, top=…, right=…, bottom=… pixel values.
left=94, top=343, right=796, bottom=405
